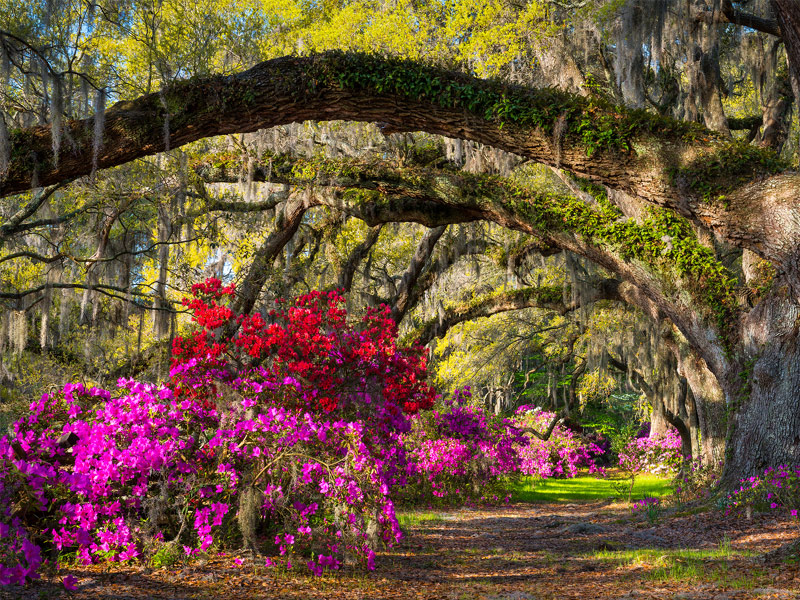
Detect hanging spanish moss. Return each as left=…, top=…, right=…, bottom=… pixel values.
left=92, top=88, right=105, bottom=175
left=80, top=57, right=91, bottom=116
left=0, top=112, right=9, bottom=178
left=40, top=285, right=51, bottom=351
left=0, top=41, right=9, bottom=85
left=243, top=156, right=256, bottom=203
left=43, top=0, right=58, bottom=28
left=613, top=0, right=675, bottom=107
left=51, top=76, right=63, bottom=164
left=0, top=311, right=7, bottom=357
left=10, top=310, right=27, bottom=355
left=38, top=57, right=50, bottom=125
left=563, top=251, right=595, bottom=323
left=58, top=283, right=70, bottom=340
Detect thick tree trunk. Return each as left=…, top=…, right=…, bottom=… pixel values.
left=721, top=296, right=800, bottom=488
left=772, top=0, right=800, bottom=110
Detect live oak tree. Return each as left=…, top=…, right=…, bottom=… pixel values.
left=3, top=0, right=800, bottom=489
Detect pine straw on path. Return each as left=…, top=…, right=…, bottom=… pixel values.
left=3, top=501, right=800, bottom=600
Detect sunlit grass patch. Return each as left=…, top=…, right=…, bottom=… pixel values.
left=510, top=473, right=673, bottom=503
left=396, top=510, right=446, bottom=531
left=589, top=540, right=758, bottom=584
left=592, top=545, right=752, bottom=565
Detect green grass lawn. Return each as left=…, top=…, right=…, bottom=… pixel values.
left=588, top=539, right=760, bottom=586
left=396, top=510, right=446, bottom=530
left=510, top=473, right=673, bottom=503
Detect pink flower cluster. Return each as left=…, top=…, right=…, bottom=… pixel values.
left=725, top=466, right=800, bottom=520
left=514, top=407, right=604, bottom=479
left=402, top=387, right=526, bottom=503
left=632, top=496, right=661, bottom=512
left=617, top=429, right=682, bottom=476
left=0, top=381, right=186, bottom=584
left=401, top=392, right=606, bottom=504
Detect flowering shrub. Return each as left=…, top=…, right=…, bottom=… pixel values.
left=514, top=407, right=604, bottom=479
left=401, top=387, right=525, bottom=504
left=0, top=381, right=183, bottom=584
left=725, top=466, right=800, bottom=520
left=632, top=496, right=661, bottom=511
left=632, top=496, right=661, bottom=523
left=400, top=400, right=608, bottom=506
left=0, top=280, right=437, bottom=584
left=674, top=459, right=722, bottom=503
left=618, top=428, right=683, bottom=476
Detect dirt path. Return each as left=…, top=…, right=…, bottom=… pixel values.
left=4, top=501, right=800, bottom=600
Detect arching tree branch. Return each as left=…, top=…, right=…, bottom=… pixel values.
left=4, top=52, right=797, bottom=287
left=391, top=225, right=447, bottom=323
left=335, top=224, right=384, bottom=293
left=409, top=282, right=622, bottom=346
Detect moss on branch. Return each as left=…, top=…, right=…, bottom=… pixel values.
left=669, top=141, right=789, bottom=205
left=308, top=52, right=713, bottom=157
left=502, top=184, right=739, bottom=342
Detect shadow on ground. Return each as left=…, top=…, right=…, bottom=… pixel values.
left=3, top=502, right=799, bottom=600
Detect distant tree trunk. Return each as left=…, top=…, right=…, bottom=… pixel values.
left=690, top=29, right=730, bottom=135
left=757, top=59, right=793, bottom=152
left=675, top=348, right=727, bottom=465
left=391, top=225, right=446, bottom=323
left=335, top=224, right=383, bottom=292
left=153, top=200, right=172, bottom=339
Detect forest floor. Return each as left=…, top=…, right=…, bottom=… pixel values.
left=3, top=498, right=800, bottom=600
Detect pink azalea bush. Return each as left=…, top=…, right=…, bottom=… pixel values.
left=0, top=281, right=437, bottom=584
left=400, top=396, right=607, bottom=505
left=401, top=387, right=526, bottom=504
left=514, top=406, right=604, bottom=479
left=617, top=428, right=682, bottom=476
left=725, top=466, right=800, bottom=520
left=673, top=458, right=722, bottom=503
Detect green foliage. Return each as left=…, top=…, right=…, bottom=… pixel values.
left=670, top=141, right=789, bottom=205
left=582, top=396, right=641, bottom=456
left=673, top=459, right=723, bottom=504
left=0, top=352, right=85, bottom=434
left=149, top=542, right=182, bottom=569
left=309, top=51, right=713, bottom=157
left=643, top=500, right=661, bottom=524
left=502, top=184, right=740, bottom=344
